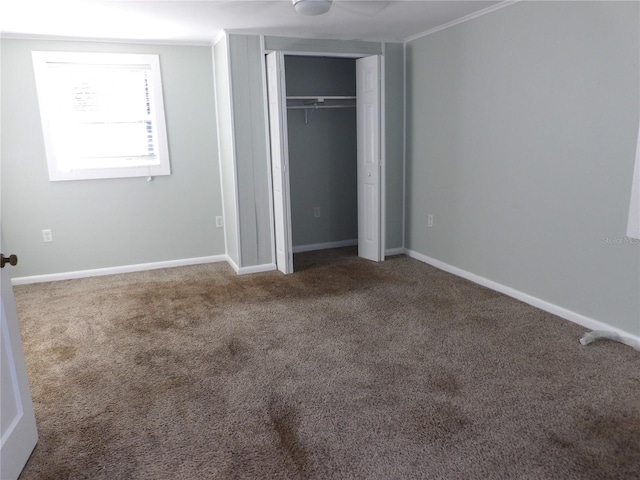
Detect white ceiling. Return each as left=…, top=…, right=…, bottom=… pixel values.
left=0, top=1, right=501, bottom=45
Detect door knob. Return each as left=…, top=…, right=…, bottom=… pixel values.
left=0, top=254, right=18, bottom=268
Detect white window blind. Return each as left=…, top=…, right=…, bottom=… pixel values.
left=32, top=52, right=170, bottom=181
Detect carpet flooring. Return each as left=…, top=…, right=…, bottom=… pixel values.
left=14, top=248, right=640, bottom=479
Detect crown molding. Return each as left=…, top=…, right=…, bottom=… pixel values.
left=0, top=32, right=212, bottom=47
left=404, top=0, right=521, bottom=44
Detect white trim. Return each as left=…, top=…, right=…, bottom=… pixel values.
left=385, top=248, right=405, bottom=257
left=292, top=239, right=357, bottom=254
left=226, top=255, right=240, bottom=274
left=379, top=50, right=387, bottom=261
left=260, top=36, right=277, bottom=265
left=0, top=32, right=213, bottom=47
left=211, top=36, right=230, bottom=266
left=401, top=42, right=407, bottom=251
left=212, top=30, right=226, bottom=46
left=11, top=256, right=227, bottom=285
left=227, top=257, right=276, bottom=276
left=265, top=50, right=369, bottom=59
left=404, top=249, right=640, bottom=341
left=226, top=33, right=244, bottom=268
left=213, top=32, right=243, bottom=268
left=236, top=263, right=277, bottom=275
left=404, top=1, right=521, bottom=44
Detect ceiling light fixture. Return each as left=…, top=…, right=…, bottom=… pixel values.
left=292, top=0, right=332, bottom=16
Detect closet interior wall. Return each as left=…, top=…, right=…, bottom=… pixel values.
left=285, top=55, right=358, bottom=251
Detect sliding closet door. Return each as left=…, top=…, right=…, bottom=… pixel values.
left=356, top=55, right=383, bottom=262
left=265, top=52, right=293, bottom=274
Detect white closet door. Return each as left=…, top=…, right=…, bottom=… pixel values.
left=266, top=52, right=293, bottom=274
left=356, top=55, right=382, bottom=262
left=1, top=231, right=38, bottom=480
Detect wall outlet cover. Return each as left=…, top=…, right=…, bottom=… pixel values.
left=42, top=229, right=53, bottom=242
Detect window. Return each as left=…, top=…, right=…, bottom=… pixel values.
left=32, top=51, right=170, bottom=181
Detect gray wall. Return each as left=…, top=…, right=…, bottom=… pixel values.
left=213, top=33, right=273, bottom=269
left=286, top=56, right=358, bottom=248
left=1, top=39, right=223, bottom=278
left=213, top=35, right=240, bottom=266
left=405, top=1, right=640, bottom=335
left=383, top=42, right=405, bottom=251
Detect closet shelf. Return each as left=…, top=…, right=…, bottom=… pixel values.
left=286, top=96, right=356, bottom=110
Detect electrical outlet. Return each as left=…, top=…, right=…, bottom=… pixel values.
left=216, top=216, right=223, bottom=228
left=314, top=207, right=321, bottom=218
left=427, top=214, right=434, bottom=228
left=42, top=229, right=53, bottom=242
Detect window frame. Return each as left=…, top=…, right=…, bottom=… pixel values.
left=32, top=51, right=171, bottom=181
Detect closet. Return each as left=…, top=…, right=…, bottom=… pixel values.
left=266, top=51, right=383, bottom=274
left=284, top=56, right=358, bottom=259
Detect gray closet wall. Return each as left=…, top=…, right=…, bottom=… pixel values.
left=285, top=56, right=358, bottom=249
left=213, top=33, right=272, bottom=270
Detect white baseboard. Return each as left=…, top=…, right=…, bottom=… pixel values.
left=237, top=263, right=277, bottom=275
left=225, top=256, right=240, bottom=274
left=11, top=255, right=228, bottom=286
left=292, top=239, right=357, bottom=254
left=404, top=248, right=640, bottom=342
left=225, top=256, right=276, bottom=275
left=385, top=247, right=405, bottom=257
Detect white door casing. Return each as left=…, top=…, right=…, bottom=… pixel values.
left=356, top=55, right=382, bottom=262
left=1, top=232, right=38, bottom=480
left=266, top=51, right=294, bottom=274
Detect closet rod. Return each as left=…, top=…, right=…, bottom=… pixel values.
left=286, top=105, right=355, bottom=110
left=286, top=95, right=356, bottom=100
